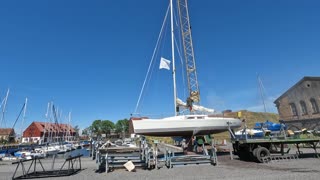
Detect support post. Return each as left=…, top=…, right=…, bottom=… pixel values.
left=91, top=141, right=95, bottom=160
left=229, top=143, right=234, bottom=160
left=296, top=143, right=301, bottom=156
left=105, top=153, right=109, bottom=173
left=210, top=139, right=218, bottom=165
left=51, top=154, right=56, bottom=170
left=311, top=142, right=319, bottom=158
left=227, top=122, right=236, bottom=139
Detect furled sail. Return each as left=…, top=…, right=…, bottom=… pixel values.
left=176, top=98, right=214, bottom=113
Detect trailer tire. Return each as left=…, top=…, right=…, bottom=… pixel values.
left=252, top=148, right=258, bottom=157
left=255, top=147, right=270, bottom=163
left=238, top=150, right=251, bottom=161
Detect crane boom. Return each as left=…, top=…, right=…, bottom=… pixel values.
left=177, top=0, right=200, bottom=105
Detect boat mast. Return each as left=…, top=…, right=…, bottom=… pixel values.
left=257, top=74, right=267, bottom=113
left=170, top=0, right=178, bottom=116
left=0, top=89, right=10, bottom=128
left=43, top=102, right=50, bottom=143
left=68, top=111, right=71, bottom=141
left=20, top=98, right=28, bottom=143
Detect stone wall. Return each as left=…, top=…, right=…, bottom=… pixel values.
left=276, top=80, right=320, bottom=120
left=285, top=118, right=320, bottom=131
left=275, top=78, right=320, bottom=130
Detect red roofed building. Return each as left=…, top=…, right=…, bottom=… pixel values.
left=22, top=121, right=76, bottom=144
left=0, top=128, right=15, bottom=143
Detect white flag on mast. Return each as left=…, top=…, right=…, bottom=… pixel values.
left=159, top=57, right=171, bottom=70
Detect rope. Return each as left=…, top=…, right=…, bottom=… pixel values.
left=134, top=4, right=170, bottom=114
left=12, top=103, right=26, bottom=130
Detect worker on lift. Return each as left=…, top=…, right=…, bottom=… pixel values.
left=186, top=97, right=193, bottom=111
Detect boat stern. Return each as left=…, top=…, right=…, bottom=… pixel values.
left=129, top=117, right=149, bottom=134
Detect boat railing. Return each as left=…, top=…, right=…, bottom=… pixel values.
left=130, top=113, right=174, bottom=119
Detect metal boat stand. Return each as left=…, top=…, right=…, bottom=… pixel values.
left=96, top=137, right=150, bottom=173
left=160, top=137, right=218, bottom=168
left=11, top=155, right=83, bottom=179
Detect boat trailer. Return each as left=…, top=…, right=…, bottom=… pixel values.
left=228, top=122, right=320, bottom=163
left=12, top=155, right=82, bottom=179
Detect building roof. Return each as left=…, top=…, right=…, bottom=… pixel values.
left=30, top=122, right=75, bottom=133
left=0, top=128, right=14, bottom=135
left=274, top=76, right=320, bottom=103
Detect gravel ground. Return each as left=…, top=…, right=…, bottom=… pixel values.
left=1, top=149, right=320, bottom=180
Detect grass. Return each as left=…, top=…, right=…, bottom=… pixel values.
left=145, top=136, right=174, bottom=144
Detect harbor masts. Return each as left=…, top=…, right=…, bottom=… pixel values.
left=20, top=98, right=28, bottom=143
left=0, top=89, right=10, bottom=127
left=43, top=102, right=50, bottom=143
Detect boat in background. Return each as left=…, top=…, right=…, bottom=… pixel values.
left=1, top=155, right=18, bottom=161
left=235, top=120, right=286, bottom=139
left=235, top=129, right=264, bottom=139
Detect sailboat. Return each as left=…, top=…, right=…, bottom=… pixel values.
left=130, top=0, right=241, bottom=137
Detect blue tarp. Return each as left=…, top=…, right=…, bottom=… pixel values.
left=254, top=120, right=286, bottom=131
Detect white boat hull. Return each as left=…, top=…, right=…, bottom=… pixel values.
left=130, top=115, right=242, bottom=137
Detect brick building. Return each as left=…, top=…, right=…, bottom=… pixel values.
left=22, top=122, right=76, bottom=144
left=0, top=128, right=15, bottom=143
left=274, top=77, right=320, bottom=130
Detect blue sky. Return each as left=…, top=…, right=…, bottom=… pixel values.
left=1, top=0, right=320, bottom=131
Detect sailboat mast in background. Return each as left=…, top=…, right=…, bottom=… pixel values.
left=0, top=89, right=10, bottom=128
left=20, top=98, right=28, bottom=143
left=257, top=74, right=267, bottom=113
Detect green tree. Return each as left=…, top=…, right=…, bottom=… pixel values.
left=82, top=128, right=88, bottom=135
left=101, top=120, right=115, bottom=135
left=73, top=125, right=80, bottom=139
left=115, top=119, right=129, bottom=134
left=82, top=126, right=93, bottom=136
left=91, top=120, right=102, bottom=136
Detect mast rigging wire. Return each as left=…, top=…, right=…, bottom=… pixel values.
left=134, top=4, right=170, bottom=114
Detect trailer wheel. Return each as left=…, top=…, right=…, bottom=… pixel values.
left=252, top=148, right=258, bottom=158
left=238, top=150, right=251, bottom=161
left=255, top=147, right=270, bottom=163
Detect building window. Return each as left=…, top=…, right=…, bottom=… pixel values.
left=310, top=98, right=319, bottom=114
left=300, top=101, right=308, bottom=115
left=289, top=103, right=298, bottom=116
